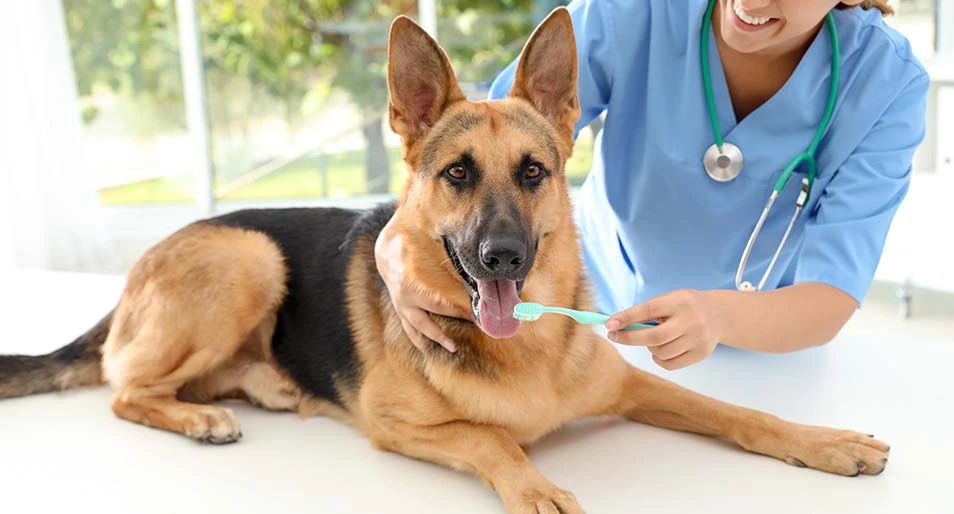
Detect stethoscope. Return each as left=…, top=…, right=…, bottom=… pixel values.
left=699, top=0, right=840, bottom=291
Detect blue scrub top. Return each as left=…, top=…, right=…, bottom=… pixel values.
left=489, top=0, right=929, bottom=314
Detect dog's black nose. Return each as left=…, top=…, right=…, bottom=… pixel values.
left=480, top=238, right=527, bottom=274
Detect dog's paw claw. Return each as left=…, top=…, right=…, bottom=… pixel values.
left=785, top=457, right=806, bottom=468
left=783, top=428, right=889, bottom=477
left=184, top=407, right=241, bottom=444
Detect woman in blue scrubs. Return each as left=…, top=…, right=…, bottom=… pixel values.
left=375, top=0, right=929, bottom=370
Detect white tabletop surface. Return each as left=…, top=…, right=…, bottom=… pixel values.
left=0, top=267, right=951, bottom=514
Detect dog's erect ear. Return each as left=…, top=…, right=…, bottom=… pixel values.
left=387, top=16, right=465, bottom=149
left=508, top=7, right=580, bottom=151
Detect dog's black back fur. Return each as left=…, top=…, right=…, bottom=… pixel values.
left=209, top=202, right=396, bottom=406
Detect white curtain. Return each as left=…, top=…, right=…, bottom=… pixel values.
left=0, top=0, right=117, bottom=273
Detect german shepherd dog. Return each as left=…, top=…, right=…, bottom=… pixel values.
left=0, top=8, right=888, bottom=513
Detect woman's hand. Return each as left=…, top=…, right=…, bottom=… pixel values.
left=374, top=215, right=472, bottom=353
left=605, top=289, right=724, bottom=370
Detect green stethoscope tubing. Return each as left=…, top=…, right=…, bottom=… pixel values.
left=699, top=0, right=841, bottom=291
left=699, top=0, right=840, bottom=199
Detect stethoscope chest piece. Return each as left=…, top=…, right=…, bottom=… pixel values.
left=703, top=141, right=743, bottom=182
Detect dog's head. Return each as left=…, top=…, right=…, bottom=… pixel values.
left=387, top=8, right=581, bottom=340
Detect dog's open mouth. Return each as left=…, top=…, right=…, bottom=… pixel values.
left=443, top=237, right=524, bottom=339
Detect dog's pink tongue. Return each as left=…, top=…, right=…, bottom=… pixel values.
left=476, top=279, right=521, bottom=339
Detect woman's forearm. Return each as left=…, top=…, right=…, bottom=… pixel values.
left=706, top=282, right=858, bottom=353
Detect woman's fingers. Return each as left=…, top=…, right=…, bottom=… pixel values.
left=608, top=319, right=681, bottom=347
left=606, top=295, right=671, bottom=331
left=652, top=349, right=706, bottom=371
left=647, top=336, right=692, bottom=361
left=405, top=307, right=458, bottom=353
left=421, top=293, right=474, bottom=322
left=401, top=319, right=427, bottom=352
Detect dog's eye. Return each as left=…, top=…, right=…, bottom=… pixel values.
left=526, top=163, right=544, bottom=180
left=446, top=164, right=467, bottom=181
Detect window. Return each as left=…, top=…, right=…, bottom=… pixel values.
left=200, top=1, right=419, bottom=202
left=62, top=0, right=596, bottom=209
left=63, top=0, right=193, bottom=205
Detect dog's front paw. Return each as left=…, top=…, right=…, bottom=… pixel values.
left=502, top=477, right=584, bottom=514
left=184, top=406, right=242, bottom=444
left=784, top=426, right=890, bottom=476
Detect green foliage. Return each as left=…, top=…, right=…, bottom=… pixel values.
left=437, top=0, right=532, bottom=84
left=63, top=0, right=557, bottom=122
left=64, top=0, right=181, bottom=98
left=66, top=0, right=583, bottom=201
left=63, top=0, right=185, bottom=132
left=197, top=0, right=354, bottom=127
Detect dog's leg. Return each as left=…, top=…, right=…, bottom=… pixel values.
left=106, top=317, right=265, bottom=444
left=590, top=344, right=890, bottom=476
left=102, top=223, right=288, bottom=444
left=374, top=421, right=583, bottom=514
left=178, top=315, right=302, bottom=412
left=177, top=358, right=302, bottom=412
left=112, top=384, right=243, bottom=444
left=363, top=374, right=583, bottom=514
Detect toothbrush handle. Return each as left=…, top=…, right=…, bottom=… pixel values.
left=564, top=309, right=609, bottom=325
left=622, top=321, right=657, bottom=330
left=560, top=308, right=656, bottom=330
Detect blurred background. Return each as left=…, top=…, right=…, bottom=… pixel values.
left=0, top=0, right=951, bottom=339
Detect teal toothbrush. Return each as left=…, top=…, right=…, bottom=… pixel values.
left=512, top=302, right=656, bottom=330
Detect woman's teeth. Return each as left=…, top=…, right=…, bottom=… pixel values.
left=733, top=2, right=772, bottom=25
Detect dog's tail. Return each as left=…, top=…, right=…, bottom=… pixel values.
left=0, top=311, right=112, bottom=399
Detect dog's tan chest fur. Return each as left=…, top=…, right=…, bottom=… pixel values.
left=380, top=323, right=616, bottom=444
left=427, top=365, right=569, bottom=443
